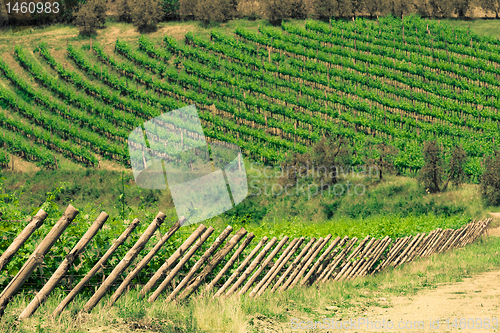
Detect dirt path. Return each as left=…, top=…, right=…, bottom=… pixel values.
left=258, top=217, right=500, bottom=333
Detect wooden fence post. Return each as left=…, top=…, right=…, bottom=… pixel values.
left=140, top=224, right=207, bottom=298
left=300, top=236, right=341, bottom=286
left=148, top=226, right=214, bottom=303
left=205, top=233, right=255, bottom=293
left=359, top=236, right=392, bottom=277
left=0, top=209, right=48, bottom=272
left=273, top=238, right=317, bottom=292
left=290, top=235, right=332, bottom=288
left=178, top=227, right=248, bottom=300
left=52, top=218, right=140, bottom=317
left=226, top=237, right=278, bottom=297
left=214, top=236, right=268, bottom=298
left=314, top=236, right=349, bottom=280
left=19, top=212, right=109, bottom=320
left=255, top=237, right=304, bottom=297
left=108, top=217, right=185, bottom=307
left=0, top=205, right=78, bottom=317
left=318, top=237, right=358, bottom=283
left=240, top=236, right=289, bottom=296
left=166, top=226, right=234, bottom=302
left=83, top=212, right=166, bottom=313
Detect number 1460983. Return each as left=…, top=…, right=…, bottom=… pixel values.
left=5, top=2, right=60, bottom=14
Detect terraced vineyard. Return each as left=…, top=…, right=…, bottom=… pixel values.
left=1, top=15, right=499, bottom=179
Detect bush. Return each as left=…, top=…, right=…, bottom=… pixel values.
left=130, top=0, right=163, bottom=32
left=481, top=150, right=500, bottom=206
left=116, top=0, right=133, bottom=22
left=0, top=0, right=8, bottom=27
left=193, top=0, right=236, bottom=23
left=162, top=0, right=181, bottom=20
left=264, top=0, right=293, bottom=25
left=74, top=0, right=107, bottom=36
left=417, top=140, right=444, bottom=193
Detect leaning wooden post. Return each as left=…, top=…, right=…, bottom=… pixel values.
left=240, top=236, right=289, bottom=296
left=250, top=238, right=301, bottom=297
left=83, top=212, right=166, bottom=313
left=273, top=238, right=317, bottom=292
left=148, top=226, right=213, bottom=302
left=19, top=212, right=109, bottom=320
left=0, top=205, right=78, bottom=317
left=255, top=237, right=304, bottom=297
left=301, top=236, right=341, bottom=286
left=290, top=235, right=332, bottom=288
left=178, top=227, right=248, bottom=300
left=140, top=224, right=207, bottom=298
left=214, top=236, right=268, bottom=298
left=205, top=233, right=255, bottom=293
left=108, top=217, right=185, bottom=307
left=166, top=226, right=234, bottom=302
left=52, top=218, right=140, bottom=317
left=314, top=236, right=349, bottom=279
left=319, top=237, right=358, bottom=282
left=0, top=209, right=48, bottom=272
left=225, top=237, right=278, bottom=297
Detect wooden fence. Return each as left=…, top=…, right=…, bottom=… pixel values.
left=0, top=204, right=491, bottom=320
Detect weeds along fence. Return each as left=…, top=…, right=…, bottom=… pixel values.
left=0, top=204, right=491, bottom=320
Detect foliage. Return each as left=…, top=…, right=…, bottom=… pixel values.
left=130, top=0, right=163, bottom=32
left=116, top=0, right=133, bottom=23
left=162, top=0, right=181, bottom=20
left=264, top=0, right=294, bottom=25
left=418, top=141, right=444, bottom=193
left=480, top=150, right=500, bottom=205
left=73, top=0, right=106, bottom=36
left=193, top=0, right=237, bottom=24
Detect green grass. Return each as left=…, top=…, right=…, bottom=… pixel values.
left=442, top=18, right=500, bottom=39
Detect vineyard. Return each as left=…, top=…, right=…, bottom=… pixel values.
left=0, top=15, right=499, bottom=181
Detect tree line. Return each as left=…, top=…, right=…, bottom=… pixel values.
left=1, top=0, right=500, bottom=32
left=280, top=136, right=500, bottom=206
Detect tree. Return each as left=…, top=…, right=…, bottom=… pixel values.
left=428, top=0, right=454, bottom=17
left=130, top=0, right=163, bottom=32
left=418, top=141, right=443, bottom=193
left=74, top=0, right=107, bottom=36
left=337, top=0, right=354, bottom=18
left=368, top=142, right=399, bottom=181
left=116, top=0, right=132, bottom=22
left=441, top=144, right=467, bottom=191
left=264, top=0, right=293, bottom=25
left=289, top=0, right=307, bottom=19
left=193, top=0, right=235, bottom=24
left=311, top=0, right=338, bottom=20
left=479, top=0, right=500, bottom=17
left=362, top=0, right=388, bottom=18
left=0, top=0, right=8, bottom=27
left=454, top=0, right=474, bottom=18
left=481, top=150, right=500, bottom=205
left=162, top=0, right=181, bottom=20
left=388, top=0, right=416, bottom=18
left=418, top=142, right=467, bottom=193
left=179, top=0, right=198, bottom=19
left=279, top=136, right=351, bottom=190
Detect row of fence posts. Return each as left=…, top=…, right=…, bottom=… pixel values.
left=0, top=204, right=491, bottom=320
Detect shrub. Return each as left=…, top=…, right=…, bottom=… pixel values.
left=74, top=0, right=107, bottom=36
left=481, top=150, right=500, bottom=206
left=193, top=0, right=236, bottom=23
left=130, top=0, right=163, bottom=32
left=116, top=0, right=133, bottom=22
